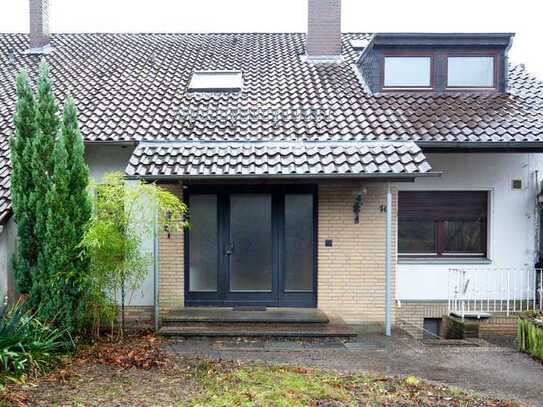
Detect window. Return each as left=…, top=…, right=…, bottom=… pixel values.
left=398, top=191, right=488, bottom=257
left=383, top=56, right=432, bottom=88
left=188, top=70, right=243, bottom=93
left=423, top=318, right=442, bottom=340
left=447, top=56, right=496, bottom=88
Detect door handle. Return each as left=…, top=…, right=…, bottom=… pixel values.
left=225, top=242, right=234, bottom=256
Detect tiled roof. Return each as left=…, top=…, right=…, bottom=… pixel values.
left=0, top=32, right=542, bottom=221
left=125, top=141, right=434, bottom=178
left=0, top=151, right=10, bottom=223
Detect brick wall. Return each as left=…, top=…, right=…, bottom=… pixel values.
left=307, top=0, right=341, bottom=57
left=158, top=183, right=184, bottom=314
left=29, top=0, right=50, bottom=48
left=396, top=301, right=449, bottom=338
left=120, top=306, right=154, bottom=327
left=317, top=182, right=397, bottom=323
left=396, top=301, right=519, bottom=338
left=155, top=181, right=398, bottom=324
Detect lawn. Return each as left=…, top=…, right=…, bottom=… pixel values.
left=0, top=334, right=524, bottom=406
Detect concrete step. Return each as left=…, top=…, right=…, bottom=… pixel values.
left=162, top=307, right=329, bottom=325
left=158, top=322, right=356, bottom=338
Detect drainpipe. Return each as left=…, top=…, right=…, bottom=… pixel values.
left=153, top=208, right=160, bottom=332
left=385, top=182, right=392, bottom=337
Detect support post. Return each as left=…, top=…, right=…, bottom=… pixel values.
left=385, top=182, right=392, bottom=337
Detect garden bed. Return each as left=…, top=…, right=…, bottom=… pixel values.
left=518, top=311, right=543, bottom=360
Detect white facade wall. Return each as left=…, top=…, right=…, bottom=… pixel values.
left=85, top=144, right=155, bottom=306
left=0, top=217, right=18, bottom=304
left=85, top=144, right=135, bottom=181
left=396, top=153, right=543, bottom=301
left=4, top=146, right=542, bottom=308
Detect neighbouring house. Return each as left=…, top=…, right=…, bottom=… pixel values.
left=0, top=0, right=542, bottom=336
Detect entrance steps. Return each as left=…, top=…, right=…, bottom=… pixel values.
left=158, top=307, right=356, bottom=338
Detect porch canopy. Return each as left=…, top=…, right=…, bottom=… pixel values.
left=125, top=141, right=438, bottom=180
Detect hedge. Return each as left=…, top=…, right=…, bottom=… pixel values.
left=518, top=311, right=543, bottom=360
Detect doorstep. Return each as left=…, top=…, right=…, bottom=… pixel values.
left=158, top=322, right=356, bottom=338
left=159, top=307, right=355, bottom=338
left=162, top=307, right=330, bottom=324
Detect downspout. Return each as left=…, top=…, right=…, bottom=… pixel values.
left=385, top=182, right=392, bottom=337
left=153, top=207, right=160, bottom=332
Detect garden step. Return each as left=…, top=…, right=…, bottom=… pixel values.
left=161, top=307, right=329, bottom=324
left=158, top=322, right=356, bottom=338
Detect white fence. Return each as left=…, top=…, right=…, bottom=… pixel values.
left=448, top=268, right=543, bottom=319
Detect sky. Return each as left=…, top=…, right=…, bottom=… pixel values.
left=0, top=0, right=542, bottom=77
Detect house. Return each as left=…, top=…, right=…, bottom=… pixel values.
left=0, top=0, right=542, bottom=336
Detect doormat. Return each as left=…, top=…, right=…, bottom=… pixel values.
left=233, top=306, right=267, bottom=312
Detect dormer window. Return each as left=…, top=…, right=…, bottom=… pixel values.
left=188, top=70, right=243, bottom=93
left=382, top=55, right=433, bottom=90
left=358, top=33, right=513, bottom=94
left=447, top=55, right=497, bottom=89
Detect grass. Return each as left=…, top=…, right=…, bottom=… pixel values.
left=189, top=359, right=350, bottom=406
left=185, top=359, right=519, bottom=407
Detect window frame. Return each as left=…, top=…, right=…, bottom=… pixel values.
left=398, top=190, right=489, bottom=259
left=445, top=52, right=499, bottom=91
left=380, top=51, right=436, bottom=91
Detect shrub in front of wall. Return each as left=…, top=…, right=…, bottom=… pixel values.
left=518, top=311, right=543, bottom=360
left=0, top=301, right=74, bottom=384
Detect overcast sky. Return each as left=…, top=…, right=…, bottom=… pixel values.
left=1, top=0, right=542, bottom=77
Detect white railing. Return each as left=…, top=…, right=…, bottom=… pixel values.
left=448, top=268, right=543, bottom=320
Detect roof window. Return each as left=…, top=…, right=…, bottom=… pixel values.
left=188, top=70, right=243, bottom=93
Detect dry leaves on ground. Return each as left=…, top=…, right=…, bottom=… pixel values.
left=75, top=332, right=170, bottom=370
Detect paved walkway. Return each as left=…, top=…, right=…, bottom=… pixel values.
left=166, top=325, right=543, bottom=406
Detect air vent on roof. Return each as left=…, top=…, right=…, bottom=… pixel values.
left=188, top=70, right=243, bottom=93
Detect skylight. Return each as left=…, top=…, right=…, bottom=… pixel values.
left=188, top=70, right=243, bottom=93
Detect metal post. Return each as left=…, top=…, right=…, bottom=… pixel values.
left=385, top=182, right=392, bottom=337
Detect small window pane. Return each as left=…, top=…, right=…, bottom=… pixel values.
left=447, top=57, right=495, bottom=87
left=384, top=56, right=431, bottom=88
left=398, top=219, right=435, bottom=254
left=444, top=220, right=483, bottom=253
left=229, top=194, right=273, bottom=292
left=189, top=194, right=218, bottom=292
left=284, top=194, right=314, bottom=292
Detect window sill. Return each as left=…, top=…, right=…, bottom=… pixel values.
left=398, top=257, right=492, bottom=265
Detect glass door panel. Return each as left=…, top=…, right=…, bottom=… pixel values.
left=229, top=194, right=273, bottom=292
left=284, top=194, right=314, bottom=292
left=188, top=194, right=218, bottom=292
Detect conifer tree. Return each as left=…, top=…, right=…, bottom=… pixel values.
left=10, top=61, right=91, bottom=331
left=40, top=98, right=91, bottom=329
left=30, top=60, right=60, bottom=310
left=10, top=71, right=38, bottom=294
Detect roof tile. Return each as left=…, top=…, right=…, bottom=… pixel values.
left=0, top=33, right=541, bottom=220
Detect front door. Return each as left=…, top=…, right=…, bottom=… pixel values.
left=185, top=186, right=316, bottom=307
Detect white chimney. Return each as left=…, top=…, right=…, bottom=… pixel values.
left=306, top=0, right=342, bottom=60
left=29, top=0, right=50, bottom=50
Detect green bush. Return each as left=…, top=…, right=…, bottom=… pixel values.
left=518, top=311, right=543, bottom=360
left=0, top=301, right=74, bottom=384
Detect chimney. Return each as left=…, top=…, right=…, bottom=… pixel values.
left=306, top=0, right=342, bottom=60
left=29, top=0, right=50, bottom=49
